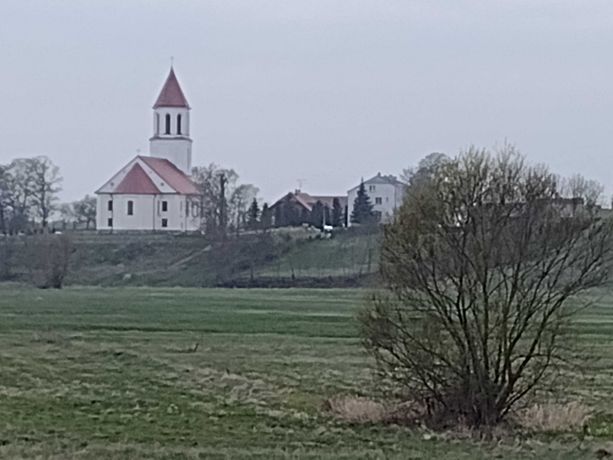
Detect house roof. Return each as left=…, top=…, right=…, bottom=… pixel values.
left=139, top=156, right=200, bottom=195
left=348, top=173, right=406, bottom=193
left=114, top=163, right=161, bottom=194
left=271, top=191, right=347, bottom=212
left=153, top=67, right=190, bottom=109
left=309, top=195, right=348, bottom=209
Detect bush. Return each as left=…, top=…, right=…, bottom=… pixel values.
left=24, top=234, right=72, bottom=288
left=360, top=146, right=613, bottom=428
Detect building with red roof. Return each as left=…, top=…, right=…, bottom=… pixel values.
left=95, top=68, right=202, bottom=232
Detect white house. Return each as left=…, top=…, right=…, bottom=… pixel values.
left=95, top=68, right=202, bottom=232
left=347, top=173, right=406, bottom=226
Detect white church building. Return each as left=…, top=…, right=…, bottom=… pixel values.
left=96, top=68, right=202, bottom=232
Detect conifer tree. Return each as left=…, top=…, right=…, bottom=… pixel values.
left=260, top=203, right=272, bottom=229
left=310, top=201, right=325, bottom=229
left=247, top=198, right=260, bottom=229
left=350, top=180, right=375, bottom=224
left=332, top=197, right=344, bottom=227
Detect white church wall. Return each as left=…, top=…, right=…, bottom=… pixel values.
left=96, top=193, right=201, bottom=232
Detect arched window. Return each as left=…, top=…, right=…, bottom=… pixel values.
left=155, top=113, right=160, bottom=135
left=165, top=114, right=171, bottom=134
left=177, top=114, right=182, bottom=135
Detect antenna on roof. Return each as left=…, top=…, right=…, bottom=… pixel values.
left=297, top=178, right=306, bottom=191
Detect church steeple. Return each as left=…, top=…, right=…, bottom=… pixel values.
left=153, top=67, right=190, bottom=109
left=149, top=67, right=193, bottom=175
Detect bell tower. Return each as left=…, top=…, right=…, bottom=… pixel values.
left=149, top=67, right=193, bottom=174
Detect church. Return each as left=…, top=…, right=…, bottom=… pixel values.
left=95, top=68, right=202, bottom=232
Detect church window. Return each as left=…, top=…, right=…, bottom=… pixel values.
left=107, top=218, right=113, bottom=227
left=161, top=218, right=168, bottom=228
left=107, top=200, right=113, bottom=211
left=155, top=113, right=160, bottom=135
left=186, top=202, right=189, bottom=217
left=165, top=114, right=171, bottom=134
left=162, top=201, right=168, bottom=212
left=177, top=114, right=182, bottom=135
left=127, top=200, right=134, bottom=216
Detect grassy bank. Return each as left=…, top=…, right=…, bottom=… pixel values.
left=0, top=228, right=380, bottom=287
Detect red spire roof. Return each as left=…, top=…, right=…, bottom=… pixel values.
left=114, top=163, right=161, bottom=194
left=153, top=67, right=190, bottom=109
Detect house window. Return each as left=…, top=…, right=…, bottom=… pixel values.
left=165, top=113, right=171, bottom=134
left=161, top=218, right=168, bottom=228
left=375, top=197, right=382, bottom=205
left=185, top=202, right=189, bottom=217
left=127, top=200, right=134, bottom=216
left=107, top=218, right=113, bottom=227
left=161, top=201, right=168, bottom=212
left=107, top=200, right=113, bottom=211
left=177, top=114, right=182, bottom=135
left=369, top=185, right=376, bottom=192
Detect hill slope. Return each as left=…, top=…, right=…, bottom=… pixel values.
left=0, top=228, right=380, bottom=287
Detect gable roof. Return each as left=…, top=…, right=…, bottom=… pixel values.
left=96, top=156, right=201, bottom=196
left=348, top=173, right=406, bottom=193
left=153, top=67, right=190, bottom=109
left=139, top=156, right=200, bottom=195
left=271, top=191, right=347, bottom=212
left=114, top=163, right=161, bottom=194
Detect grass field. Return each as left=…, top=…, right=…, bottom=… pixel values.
left=0, top=285, right=612, bottom=459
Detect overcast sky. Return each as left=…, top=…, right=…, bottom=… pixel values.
left=1, top=0, right=613, bottom=203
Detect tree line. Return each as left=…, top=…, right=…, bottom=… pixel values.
left=0, top=156, right=98, bottom=234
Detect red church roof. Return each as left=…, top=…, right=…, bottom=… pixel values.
left=114, top=163, right=161, bottom=194
left=139, top=156, right=200, bottom=195
left=153, top=67, right=190, bottom=109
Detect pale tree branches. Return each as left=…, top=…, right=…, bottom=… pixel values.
left=191, top=163, right=259, bottom=239
left=0, top=156, right=63, bottom=233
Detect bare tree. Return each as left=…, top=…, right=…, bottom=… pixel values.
left=72, top=195, right=97, bottom=229
left=229, top=184, right=259, bottom=235
left=4, top=159, right=36, bottom=233
left=191, top=163, right=258, bottom=238
left=561, top=173, right=604, bottom=208
left=28, top=156, right=62, bottom=229
left=401, top=152, right=449, bottom=185
left=0, top=164, right=11, bottom=234
left=360, top=146, right=613, bottom=427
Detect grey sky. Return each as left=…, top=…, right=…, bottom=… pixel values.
left=1, top=0, right=613, bottom=203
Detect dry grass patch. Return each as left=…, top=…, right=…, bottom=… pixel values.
left=324, top=395, right=387, bottom=424
left=518, top=402, right=592, bottom=433
left=324, top=395, right=425, bottom=425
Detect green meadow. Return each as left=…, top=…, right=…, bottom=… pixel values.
left=0, top=285, right=612, bottom=459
